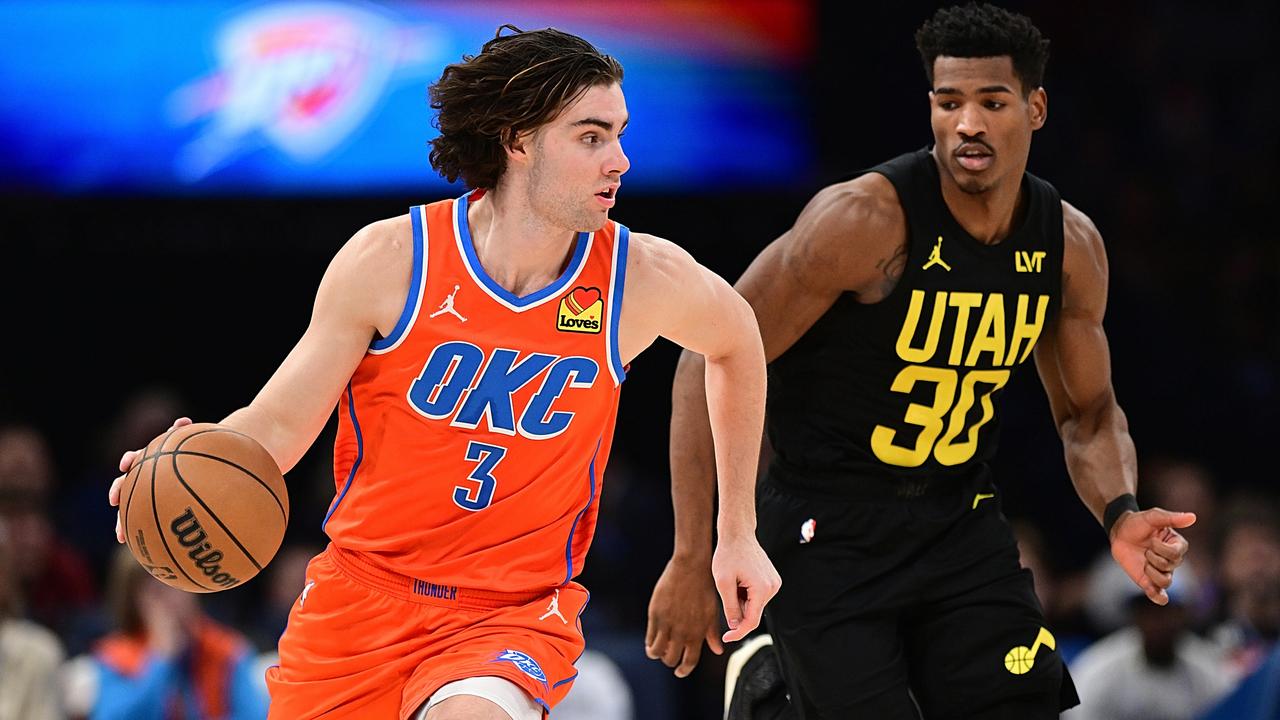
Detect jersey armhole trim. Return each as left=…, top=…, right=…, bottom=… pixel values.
left=322, top=384, right=364, bottom=532
left=606, top=223, right=629, bottom=386
left=369, top=205, right=428, bottom=354
left=561, top=438, right=602, bottom=585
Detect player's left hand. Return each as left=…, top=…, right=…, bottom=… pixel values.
left=1109, top=506, right=1196, bottom=605
left=712, top=534, right=781, bottom=644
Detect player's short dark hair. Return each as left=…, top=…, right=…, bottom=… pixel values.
left=428, top=25, right=624, bottom=189
left=915, top=3, right=1050, bottom=96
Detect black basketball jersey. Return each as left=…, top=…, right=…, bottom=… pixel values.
left=767, top=148, right=1064, bottom=488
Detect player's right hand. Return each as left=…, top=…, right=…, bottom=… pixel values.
left=1109, top=505, right=1195, bottom=605
left=713, top=534, right=781, bottom=644
left=109, top=417, right=192, bottom=543
left=646, top=554, right=723, bottom=677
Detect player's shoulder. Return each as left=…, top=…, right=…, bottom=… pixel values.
left=1061, top=200, right=1102, bottom=246
left=329, top=214, right=414, bottom=281
left=1060, top=199, right=1106, bottom=267
left=802, top=173, right=905, bottom=237
left=317, top=214, right=416, bottom=328
left=776, top=174, right=906, bottom=292
left=786, top=174, right=906, bottom=274
left=624, top=230, right=691, bottom=266
left=622, top=230, right=700, bottom=291
left=347, top=214, right=413, bottom=261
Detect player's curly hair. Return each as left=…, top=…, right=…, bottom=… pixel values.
left=915, top=3, right=1050, bottom=96
left=428, top=25, right=624, bottom=189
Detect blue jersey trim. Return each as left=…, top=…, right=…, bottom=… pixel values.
left=570, top=589, right=591, bottom=664
left=370, top=206, right=426, bottom=352
left=608, top=224, right=630, bottom=383
left=322, top=384, right=363, bottom=531
left=562, top=438, right=602, bottom=585
left=551, top=671, right=579, bottom=691
left=455, top=192, right=590, bottom=308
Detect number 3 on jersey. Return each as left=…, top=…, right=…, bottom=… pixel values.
left=455, top=441, right=506, bottom=511
left=870, top=367, right=1010, bottom=467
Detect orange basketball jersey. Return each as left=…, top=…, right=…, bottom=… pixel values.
left=323, top=191, right=628, bottom=593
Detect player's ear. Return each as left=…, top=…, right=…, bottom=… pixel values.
left=1028, top=87, right=1047, bottom=130
left=503, top=127, right=531, bottom=166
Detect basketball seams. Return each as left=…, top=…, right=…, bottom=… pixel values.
left=120, top=455, right=144, bottom=542
left=125, top=423, right=287, bottom=593
left=168, top=453, right=265, bottom=572
left=150, top=441, right=215, bottom=592
left=170, top=422, right=288, bottom=512
left=163, top=450, right=285, bottom=519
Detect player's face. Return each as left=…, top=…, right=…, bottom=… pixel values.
left=524, top=82, right=630, bottom=232
left=929, top=56, right=1046, bottom=194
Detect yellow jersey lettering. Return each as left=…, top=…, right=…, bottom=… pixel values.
left=946, top=292, right=983, bottom=366
left=965, top=293, right=1007, bottom=367
left=1015, top=250, right=1047, bottom=273
left=1006, top=294, right=1050, bottom=365
left=896, top=290, right=948, bottom=363
left=870, top=365, right=957, bottom=467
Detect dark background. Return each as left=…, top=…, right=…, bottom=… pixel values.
left=2, top=1, right=1276, bottom=716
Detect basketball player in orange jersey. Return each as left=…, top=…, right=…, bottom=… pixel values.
left=647, top=5, right=1196, bottom=718
left=108, top=26, right=780, bottom=720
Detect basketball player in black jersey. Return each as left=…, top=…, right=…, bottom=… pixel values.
left=645, top=5, right=1196, bottom=719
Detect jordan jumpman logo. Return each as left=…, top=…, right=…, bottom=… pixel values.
left=299, top=580, right=316, bottom=608
left=429, top=284, right=468, bottom=322
left=922, top=236, right=952, bottom=271
left=539, top=589, right=568, bottom=624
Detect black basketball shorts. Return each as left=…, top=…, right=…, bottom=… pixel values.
left=756, top=472, right=1079, bottom=720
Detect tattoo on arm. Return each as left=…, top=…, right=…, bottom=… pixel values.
left=874, top=242, right=907, bottom=297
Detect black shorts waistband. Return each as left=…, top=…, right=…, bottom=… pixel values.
left=765, top=460, right=991, bottom=502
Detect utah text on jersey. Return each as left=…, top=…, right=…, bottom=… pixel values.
left=872, top=289, right=1050, bottom=468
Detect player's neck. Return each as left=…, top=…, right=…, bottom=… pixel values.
left=466, top=188, right=579, bottom=296
left=935, top=157, right=1027, bottom=246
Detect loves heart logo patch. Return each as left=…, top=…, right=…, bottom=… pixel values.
left=557, top=286, right=603, bottom=334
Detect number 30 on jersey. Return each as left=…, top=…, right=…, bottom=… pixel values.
left=870, top=366, right=1010, bottom=467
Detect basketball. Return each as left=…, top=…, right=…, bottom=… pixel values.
left=118, top=423, right=288, bottom=593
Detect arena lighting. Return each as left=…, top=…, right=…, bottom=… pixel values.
left=0, top=0, right=812, bottom=195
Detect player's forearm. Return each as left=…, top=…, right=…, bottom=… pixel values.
left=220, top=403, right=314, bottom=475
left=668, top=349, right=717, bottom=561
left=703, top=324, right=767, bottom=541
left=1061, top=398, right=1137, bottom=525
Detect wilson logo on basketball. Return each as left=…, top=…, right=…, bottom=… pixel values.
left=557, top=286, right=603, bottom=334
left=170, top=508, right=241, bottom=589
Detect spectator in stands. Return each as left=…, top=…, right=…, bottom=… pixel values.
left=1141, top=457, right=1220, bottom=625
left=1067, top=574, right=1233, bottom=720
left=0, top=424, right=96, bottom=639
left=0, top=516, right=66, bottom=720
left=1209, top=495, right=1280, bottom=680
left=62, top=547, right=268, bottom=720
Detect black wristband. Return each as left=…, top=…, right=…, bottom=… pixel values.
left=1102, top=493, right=1140, bottom=536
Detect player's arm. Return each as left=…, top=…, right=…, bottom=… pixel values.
left=619, top=232, right=779, bottom=656
left=1034, top=202, right=1194, bottom=604
left=216, top=219, right=408, bottom=471
left=646, top=177, right=904, bottom=675
left=111, top=218, right=411, bottom=540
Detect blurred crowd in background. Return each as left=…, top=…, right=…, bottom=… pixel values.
left=2, top=1, right=1277, bottom=718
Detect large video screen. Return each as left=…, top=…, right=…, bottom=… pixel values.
left=0, top=1, right=812, bottom=195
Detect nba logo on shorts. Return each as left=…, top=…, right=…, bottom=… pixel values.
left=800, top=518, right=816, bottom=544
left=493, top=649, right=547, bottom=683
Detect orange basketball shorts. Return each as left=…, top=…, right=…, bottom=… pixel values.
left=265, top=545, right=588, bottom=720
